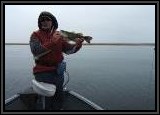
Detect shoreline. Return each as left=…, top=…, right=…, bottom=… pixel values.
left=5, top=43, right=155, bottom=46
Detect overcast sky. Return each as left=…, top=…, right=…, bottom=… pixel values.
left=5, top=5, right=155, bottom=43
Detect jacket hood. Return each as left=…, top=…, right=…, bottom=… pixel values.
left=38, top=11, right=58, bottom=30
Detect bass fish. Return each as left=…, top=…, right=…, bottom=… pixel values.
left=34, top=30, right=92, bottom=60
left=60, top=30, right=93, bottom=43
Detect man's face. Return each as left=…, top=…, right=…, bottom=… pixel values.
left=40, top=16, right=52, bottom=30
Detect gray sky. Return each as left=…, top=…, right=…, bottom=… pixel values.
left=5, top=5, right=155, bottom=43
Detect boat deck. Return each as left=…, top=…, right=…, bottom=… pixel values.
left=5, top=87, right=103, bottom=110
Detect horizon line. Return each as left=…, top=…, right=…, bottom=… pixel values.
left=5, top=42, right=155, bottom=46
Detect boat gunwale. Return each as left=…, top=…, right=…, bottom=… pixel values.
left=68, top=91, right=104, bottom=110
left=5, top=94, right=20, bottom=106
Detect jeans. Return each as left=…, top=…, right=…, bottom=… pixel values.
left=34, top=71, right=64, bottom=110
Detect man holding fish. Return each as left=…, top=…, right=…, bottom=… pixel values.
left=29, top=11, right=92, bottom=110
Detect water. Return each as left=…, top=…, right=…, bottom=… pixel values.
left=5, top=45, right=155, bottom=110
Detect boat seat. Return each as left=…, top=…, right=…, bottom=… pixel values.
left=32, top=79, right=56, bottom=97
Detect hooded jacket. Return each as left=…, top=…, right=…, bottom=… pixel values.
left=30, top=30, right=82, bottom=73
left=30, top=11, right=82, bottom=73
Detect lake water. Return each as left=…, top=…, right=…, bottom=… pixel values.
left=5, top=45, right=155, bottom=110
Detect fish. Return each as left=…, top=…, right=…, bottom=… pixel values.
left=60, top=30, right=93, bottom=43
left=34, top=30, right=92, bottom=60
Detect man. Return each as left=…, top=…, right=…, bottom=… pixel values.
left=29, top=11, right=84, bottom=110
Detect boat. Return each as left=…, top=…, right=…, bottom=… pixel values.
left=5, top=79, right=104, bottom=110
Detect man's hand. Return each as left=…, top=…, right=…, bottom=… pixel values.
left=52, top=31, right=62, bottom=43
left=75, top=38, right=84, bottom=47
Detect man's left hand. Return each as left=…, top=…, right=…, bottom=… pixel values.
left=75, top=38, right=84, bottom=47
